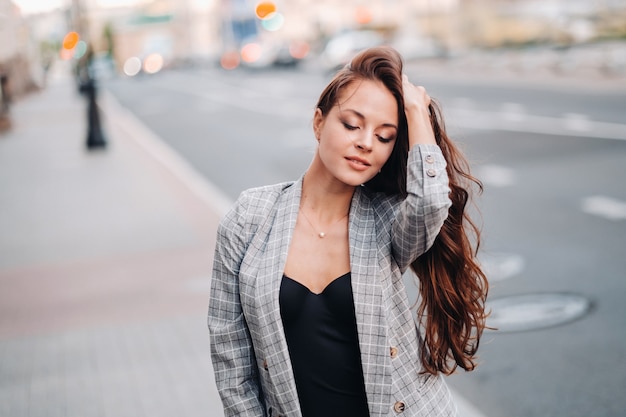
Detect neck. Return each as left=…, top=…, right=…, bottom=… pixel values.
left=301, top=171, right=354, bottom=223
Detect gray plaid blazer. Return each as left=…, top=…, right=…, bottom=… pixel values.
left=208, top=144, right=457, bottom=417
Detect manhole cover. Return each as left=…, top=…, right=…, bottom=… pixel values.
left=486, top=293, right=591, bottom=332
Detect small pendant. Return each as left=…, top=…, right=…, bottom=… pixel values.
left=318, top=232, right=326, bottom=238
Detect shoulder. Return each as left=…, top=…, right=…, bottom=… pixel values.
left=237, top=181, right=295, bottom=214
left=220, top=181, right=295, bottom=234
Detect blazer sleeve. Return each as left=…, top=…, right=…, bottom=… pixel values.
left=208, top=192, right=266, bottom=417
left=392, top=143, right=452, bottom=272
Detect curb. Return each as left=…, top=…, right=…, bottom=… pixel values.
left=99, top=89, right=233, bottom=217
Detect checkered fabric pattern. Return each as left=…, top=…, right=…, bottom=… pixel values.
left=208, top=144, right=456, bottom=417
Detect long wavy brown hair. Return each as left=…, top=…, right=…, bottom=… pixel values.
left=316, top=46, right=489, bottom=375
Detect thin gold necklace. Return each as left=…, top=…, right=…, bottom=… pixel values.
left=299, top=207, right=348, bottom=238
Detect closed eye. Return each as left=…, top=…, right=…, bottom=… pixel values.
left=377, top=135, right=394, bottom=143
left=342, top=122, right=358, bottom=131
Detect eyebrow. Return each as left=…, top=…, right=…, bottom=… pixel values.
left=342, top=108, right=398, bottom=130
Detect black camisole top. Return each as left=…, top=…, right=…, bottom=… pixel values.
left=279, top=272, right=369, bottom=417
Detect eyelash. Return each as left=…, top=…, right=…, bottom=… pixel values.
left=342, top=122, right=394, bottom=143
left=342, top=122, right=358, bottom=131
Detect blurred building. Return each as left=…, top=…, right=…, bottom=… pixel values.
left=12, top=0, right=623, bottom=77
left=447, top=0, right=626, bottom=48
left=62, top=0, right=463, bottom=69
left=0, top=0, right=49, bottom=106
left=68, top=0, right=221, bottom=72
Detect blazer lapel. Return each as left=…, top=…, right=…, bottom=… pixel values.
left=254, top=181, right=391, bottom=416
left=255, top=176, right=303, bottom=415
left=349, top=187, right=392, bottom=417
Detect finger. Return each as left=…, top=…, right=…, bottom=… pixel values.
left=415, top=85, right=431, bottom=106
left=402, top=74, right=414, bottom=90
left=402, top=76, right=431, bottom=107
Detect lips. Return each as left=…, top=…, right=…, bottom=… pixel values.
left=345, top=156, right=371, bottom=171
left=345, top=156, right=370, bottom=166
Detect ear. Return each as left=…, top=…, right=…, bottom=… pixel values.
left=313, top=108, right=324, bottom=141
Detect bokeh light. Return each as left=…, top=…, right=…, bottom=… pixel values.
left=123, top=56, right=142, bottom=76
left=255, top=1, right=276, bottom=19
left=289, top=41, right=310, bottom=60
left=143, top=53, right=164, bottom=74
left=240, top=42, right=262, bottom=63
left=59, top=47, right=74, bottom=60
left=74, top=40, right=88, bottom=59
left=220, top=51, right=240, bottom=70
left=355, top=6, right=373, bottom=25
left=261, top=12, right=284, bottom=31
left=62, top=31, right=79, bottom=50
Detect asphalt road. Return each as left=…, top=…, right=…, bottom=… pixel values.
left=104, top=63, right=626, bottom=417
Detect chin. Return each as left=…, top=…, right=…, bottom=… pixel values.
left=336, top=171, right=376, bottom=187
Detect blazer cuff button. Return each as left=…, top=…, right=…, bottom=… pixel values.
left=393, top=401, right=406, bottom=413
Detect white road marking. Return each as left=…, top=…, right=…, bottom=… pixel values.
left=563, top=113, right=592, bottom=132
left=581, top=195, right=626, bottom=220
left=500, top=102, right=526, bottom=122
left=475, top=164, right=516, bottom=187
left=480, top=252, right=526, bottom=282
left=135, top=76, right=626, bottom=142
left=449, top=108, right=626, bottom=141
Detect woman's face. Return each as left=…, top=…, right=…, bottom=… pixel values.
left=313, top=79, right=398, bottom=187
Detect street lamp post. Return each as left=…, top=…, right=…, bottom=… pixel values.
left=80, top=73, right=106, bottom=149
left=72, top=0, right=106, bottom=149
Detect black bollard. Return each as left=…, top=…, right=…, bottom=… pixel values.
left=81, top=76, right=106, bottom=149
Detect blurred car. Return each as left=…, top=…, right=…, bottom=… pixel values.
left=320, top=30, right=385, bottom=71
left=238, top=37, right=309, bottom=69
left=390, top=32, right=447, bottom=61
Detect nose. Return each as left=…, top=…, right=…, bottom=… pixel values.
left=354, top=130, right=373, bottom=152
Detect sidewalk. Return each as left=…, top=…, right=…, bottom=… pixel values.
left=0, top=67, right=225, bottom=417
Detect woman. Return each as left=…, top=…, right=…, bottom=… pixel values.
left=208, top=46, right=488, bottom=417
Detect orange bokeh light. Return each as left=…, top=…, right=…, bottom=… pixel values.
left=255, top=1, right=276, bottom=19
left=62, top=31, right=80, bottom=50
left=355, top=6, right=373, bottom=25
